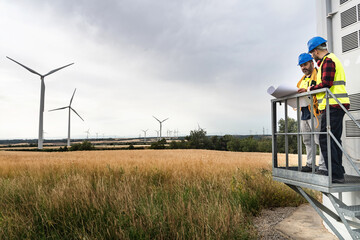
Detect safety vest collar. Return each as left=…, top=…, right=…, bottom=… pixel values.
left=297, top=68, right=317, bottom=89
left=317, top=53, right=330, bottom=68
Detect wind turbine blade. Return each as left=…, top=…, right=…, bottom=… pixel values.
left=71, top=107, right=84, bottom=121
left=70, top=88, right=76, bottom=106
left=153, top=116, right=161, bottom=122
left=161, top=117, right=169, bottom=123
left=48, top=106, right=68, bottom=112
left=6, top=56, right=42, bottom=76
left=43, top=63, right=74, bottom=77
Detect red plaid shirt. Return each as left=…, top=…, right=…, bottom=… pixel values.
left=310, top=53, right=350, bottom=109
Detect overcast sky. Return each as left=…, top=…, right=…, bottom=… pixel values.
left=0, top=0, right=316, bottom=139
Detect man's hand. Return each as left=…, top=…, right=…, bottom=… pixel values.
left=297, top=88, right=307, bottom=93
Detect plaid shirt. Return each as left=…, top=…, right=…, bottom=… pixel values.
left=310, top=53, right=349, bottom=109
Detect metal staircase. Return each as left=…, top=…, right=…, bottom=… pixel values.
left=271, top=89, right=360, bottom=240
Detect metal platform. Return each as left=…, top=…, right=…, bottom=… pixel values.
left=273, top=167, right=360, bottom=193
left=271, top=90, right=360, bottom=239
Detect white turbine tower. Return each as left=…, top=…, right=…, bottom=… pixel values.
left=7, top=56, right=74, bottom=149
left=155, top=130, right=160, bottom=140
left=49, top=88, right=84, bottom=147
left=85, top=129, right=90, bottom=139
left=141, top=129, right=148, bottom=142
left=153, top=116, right=169, bottom=139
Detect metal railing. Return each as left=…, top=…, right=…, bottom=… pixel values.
left=271, top=88, right=360, bottom=186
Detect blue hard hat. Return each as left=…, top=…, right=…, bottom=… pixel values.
left=298, top=53, right=313, bottom=65
left=307, top=36, right=327, bottom=52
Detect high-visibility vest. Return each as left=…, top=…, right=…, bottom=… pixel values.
left=297, top=68, right=319, bottom=115
left=316, top=53, right=350, bottom=111
left=298, top=76, right=311, bottom=89
left=297, top=67, right=317, bottom=89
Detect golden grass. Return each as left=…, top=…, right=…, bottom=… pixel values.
left=0, top=149, right=275, bottom=167
left=0, top=150, right=309, bottom=239
left=0, top=149, right=302, bottom=177
left=0, top=150, right=268, bottom=185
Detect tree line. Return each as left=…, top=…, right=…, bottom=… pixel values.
left=151, top=117, right=303, bottom=154
left=151, top=129, right=272, bottom=152
left=6, top=117, right=301, bottom=153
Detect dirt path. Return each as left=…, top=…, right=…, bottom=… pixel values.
left=254, top=204, right=338, bottom=240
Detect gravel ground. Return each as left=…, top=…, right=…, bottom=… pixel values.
left=253, top=207, right=297, bottom=240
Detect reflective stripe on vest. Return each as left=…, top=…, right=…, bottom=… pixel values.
left=315, top=53, right=350, bottom=110
left=317, top=93, right=349, bottom=103
left=332, top=81, right=346, bottom=86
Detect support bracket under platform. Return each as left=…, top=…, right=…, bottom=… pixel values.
left=286, top=183, right=360, bottom=240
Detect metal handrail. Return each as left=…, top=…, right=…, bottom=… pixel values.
left=271, top=88, right=360, bottom=185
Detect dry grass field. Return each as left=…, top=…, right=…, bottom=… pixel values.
left=0, top=150, right=311, bottom=239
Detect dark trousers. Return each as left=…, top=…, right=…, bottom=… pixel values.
left=319, top=107, right=345, bottom=179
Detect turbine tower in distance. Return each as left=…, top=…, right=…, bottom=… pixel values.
left=49, top=88, right=84, bottom=147
left=141, top=129, right=148, bottom=142
left=153, top=116, right=169, bottom=139
left=155, top=130, right=160, bottom=141
left=7, top=56, right=74, bottom=149
left=85, top=129, right=90, bottom=139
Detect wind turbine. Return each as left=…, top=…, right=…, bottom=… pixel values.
left=141, top=129, right=148, bottom=142
left=6, top=56, right=74, bottom=149
left=197, top=123, right=205, bottom=131
left=153, top=116, right=169, bottom=139
left=49, top=88, right=84, bottom=147
left=169, top=130, right=173, bottom=139
left=85, top=129, right=90, bottom=139
left=155, top=130, right=160, bottom=141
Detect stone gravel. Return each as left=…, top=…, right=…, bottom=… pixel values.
left=253, top=207, right=297, bottom=239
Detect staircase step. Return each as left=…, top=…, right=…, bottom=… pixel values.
left=339, top=205, right=360, bottom=217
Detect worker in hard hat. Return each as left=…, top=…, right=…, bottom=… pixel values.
left=296, top=53, right=327, bottom=174
left=307, top=36, right=350, bottom=183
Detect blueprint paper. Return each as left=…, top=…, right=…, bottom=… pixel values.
left=267, top=85, right=310, bottom=108
left=267, top=84, right=298, bottom=98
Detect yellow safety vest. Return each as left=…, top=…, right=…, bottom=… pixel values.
left=316, top=53, right=350, bottom=111
left=299, top=76, right=310, bottom=89
left=297, top=68, right=319, bottom=115
left=297, top=68, right=317, bottom=89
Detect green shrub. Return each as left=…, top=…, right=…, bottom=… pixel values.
left=149, top=139, right=167, bottom=149
left=70, top=141, right=94, bottom=151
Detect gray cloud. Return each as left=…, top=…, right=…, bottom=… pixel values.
left=19, top=0, right=314, bottom=86
left=1, top=0, right=316, bottom=138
